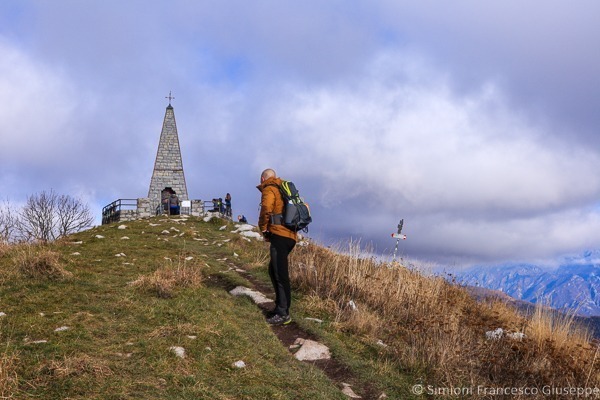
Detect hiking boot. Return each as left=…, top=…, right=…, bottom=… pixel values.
left=264, top=307, right=277, bottom=318
left=266, top=314, right=291, bottom=326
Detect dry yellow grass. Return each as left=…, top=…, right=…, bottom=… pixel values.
left=129, top=256, right=204, bottom=298
left=527, top=303, right=592, bottom=351
left=38, top=354, right=113, bottom=379
left=290, top=241, right=600, bottom=392
left=0, top=347, right=19, bottom=399
left=0, top=242, right=10, bottom=258
left=12, top=244, right=72, bottom=280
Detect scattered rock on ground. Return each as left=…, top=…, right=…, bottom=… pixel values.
left=229, top=286, right=272, bottom=305
left=341, top=383, right=362, bottom=398
left=304, top=317, right=323, bottom=324
left=54, top=326, right=70, bottom=332
left=231, top=224, right=255, bottom=233
left=240, top=231, right=263, bottom=240
left=293, top=338, right=331, bottom=361
left=507, top=332, right=526, bottom=341
left=26, top=340, right=48, bottom=345
left=0, top=312, right=6, bottom=317
left=169, top=346, right=186, bottom=358
left=94, top=235, right=105, bottom=239
left=118, top=225, right=127, bottom=230
left=347, top=300, right=358, bottom=311
left=486, top=328, right=503, bottom=340
left=233, top=360, right=246, bottom=368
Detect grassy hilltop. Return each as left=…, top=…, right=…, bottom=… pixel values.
left=1, top=216, right=598, bottom=399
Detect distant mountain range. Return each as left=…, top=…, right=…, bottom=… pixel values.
left=457, top=251, right=600, bottom=317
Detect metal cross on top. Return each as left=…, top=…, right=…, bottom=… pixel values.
left=391, top=218, right=407, bottom=264
left=165, top=91, right=175, bottom=105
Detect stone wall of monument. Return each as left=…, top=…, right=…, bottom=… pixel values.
left=147, top=105, right=189, bottom=211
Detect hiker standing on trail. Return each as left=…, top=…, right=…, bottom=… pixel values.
left=257, top=168, right=297, bottom=325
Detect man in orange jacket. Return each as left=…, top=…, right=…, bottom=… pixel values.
left=257, top=168, right=298, bottom=325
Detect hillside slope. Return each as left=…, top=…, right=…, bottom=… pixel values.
left=0, top=216, right=405, bottom=399
left=1, top=216, right=599, bottom=399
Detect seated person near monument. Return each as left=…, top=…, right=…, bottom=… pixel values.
left=238, top=215, right=248, bottom=224
left=212, top=198, right=219, bottom=212
left=169, top=194, right=180, bottom=215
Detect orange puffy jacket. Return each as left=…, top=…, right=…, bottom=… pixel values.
left=257, top=177, right=297, bottom=242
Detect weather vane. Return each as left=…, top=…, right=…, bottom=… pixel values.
left=165, top=91, right=175, bottom=105
left=391, top=218, right=407, bottom=264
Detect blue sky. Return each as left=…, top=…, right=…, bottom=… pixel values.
left=1, top=1, right=599, bottom=267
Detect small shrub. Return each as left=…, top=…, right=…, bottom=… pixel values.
left=13, top=245, right=72, bottom=280
left=246, top=244, right=269, bottom=270
left=0, top=242, right=11, bottom=258
left=130, top=258, right=203, bottom=298
left=527, top=303, right=591, bottom=351
left=38, top=355, right=112, bottom=379
left=0, top=347, right=19, bottom=398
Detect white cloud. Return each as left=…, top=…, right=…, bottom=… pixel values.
left=0, top=38, right=79, bottom=166
left=2, top=2, right=599, bottom=267
left=252, top=51, right=600, bottom=264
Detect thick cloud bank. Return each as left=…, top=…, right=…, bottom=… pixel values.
left=1, top=1, right=599, bottom=267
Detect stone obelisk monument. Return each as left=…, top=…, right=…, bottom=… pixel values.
left=147, top=92, right=189, bottom=211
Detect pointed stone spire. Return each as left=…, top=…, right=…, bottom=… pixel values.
left=148, top=100, right=189, bottom=209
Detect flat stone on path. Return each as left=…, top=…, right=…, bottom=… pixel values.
left=229, top=286, right=272, bottom=305
left=341, top=383, right=362, bottom=398
left=293, top=338, right=331, bottom=361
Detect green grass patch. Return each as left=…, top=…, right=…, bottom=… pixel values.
left=0, top=216, right=344, bottom=399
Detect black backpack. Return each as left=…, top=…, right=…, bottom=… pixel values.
left=270, top=181, right=312, bottom=232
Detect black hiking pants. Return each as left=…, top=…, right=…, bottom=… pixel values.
left=268, top=234, right=296, bottom=317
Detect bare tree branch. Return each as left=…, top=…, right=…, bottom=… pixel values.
left=56, top=194, right=94, bottom=237
left=0, top=199, right=18, bottom=243
left=18, top=190, right=58, bottom=242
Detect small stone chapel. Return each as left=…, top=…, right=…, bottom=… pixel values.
left=101, top=95, right=204, bottom=224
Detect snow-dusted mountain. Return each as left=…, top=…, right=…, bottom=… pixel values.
left=457, top=251, right=600, bottom=316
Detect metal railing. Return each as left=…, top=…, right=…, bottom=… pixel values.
left=155, top=200, right=205, bottom=217
left=101, top=199, right=137, bottom=225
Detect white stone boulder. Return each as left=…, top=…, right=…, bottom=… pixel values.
left=293, top=338, right=331, bottom=361
left=240, top=231, right=263, bottom=240
left=229, top=286, right=271, bottom=305
left=169, top=346, right=186, bottom=358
